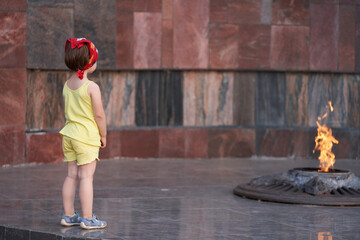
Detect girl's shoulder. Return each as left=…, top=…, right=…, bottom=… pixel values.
left=86, top=80, right=101, bottom=97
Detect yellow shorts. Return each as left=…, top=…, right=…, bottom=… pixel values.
left=62, top=136, right=100, bottom=166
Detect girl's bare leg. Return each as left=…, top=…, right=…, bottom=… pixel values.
left=62, top=161, right=78, bottom=216
left=78, top=160, right=97, bottom=219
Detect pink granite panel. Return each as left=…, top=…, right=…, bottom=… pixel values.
left=0, top=13, right=26, bottom=45
left=0, top=45, right=25, bottom=68
left=99, top=130, right=121, bottom=159
left=134, top=0, right=162, bottom=11
left=134, top=13, right=162, bottom=69
left=162, top=0, right=173, bottom=20
left=117, top=22, right=134, bottom=69
left=173, top=0, right=209, bottom=69
left=0, top=69, right=26, bottom=125
left=0, top=0, right=26, bottom=11
left=270, top=26, right=309, bottom=70
left=185, top=129, right=208, bottom=158
left=120, top=129, right=159, bottom=158
left=207, top=129, right=255, bottom=158
left=26, top=132, right=63, bottom=164
left=210, top=0, right=228, bottom=23
left=159, top=129, right=185, bottom=158
left=183, top=72, right=234, bottom=126
left=209, top=24, right=239, bottom=69
left=0, top=125, right=25, bottom=166
left=339, top=5, right=355, bottom=72
left=310, top=4, right=339, bottom=71
left=272, top=0, right=310, bottom=25
left=238, top=25, right=271, bottom=69
left=162, top=20, right=173, bottom=68
left=117, top=0, right=134, bottom=22
left=228, top=0, right=261, bottom=24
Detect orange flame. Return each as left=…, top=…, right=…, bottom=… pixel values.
left=313, top=101, right=339, bottom=172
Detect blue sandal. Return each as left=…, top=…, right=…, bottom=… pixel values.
left=80, top=214, right=107, bottom=229
left=61, top=211, right=81, bottom=226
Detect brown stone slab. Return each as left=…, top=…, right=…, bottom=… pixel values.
left=134, top=0, right=162, bottom=12
left=238, top=25, right=270, bottom=69
left=210, top=0, right=228, bottom=23
left=339, top=5, right=355, bottom=72
left=0, top=125, right=25, bottom=166
left=209, top=24, right=239, bottom=69
left=134, top=13, right=162, bottom=69
left=309, top=4, right=339, bottom=71
left=99, top=130, right=121, bottom=159
left=162, top=20, right=173, bottom=68
left=0, top=0, right=26, bottom=11
left=272, top=0, right=310, bottom=25
left=117, top=0, right=134, bottom=22
left=26, top=132, right=63, bottom=164
left=26, top=71, right=66, bottom=131
left=270, top=26, right=309, bottom=70
left=173, top=0, right=209, bottom=69
left=185, top=129, right=208, bottom=158
left=0, top=13, right=26, bottom=45
left=228, top=0, right=261, bottom=24
left=120, top=129, right=159, bottom=158
left=256, top=129, right=309, bottom=158
left=207, top=128, right=255, bottom=158
left=0, top=45, right=25, bottom=68
left=233, top=72, right=255, bottom=126
left=159, top=129, right=185, bottom=158
left=0, top=69, right=26, bottom=125
left=116, top=22, right=134, bottom=69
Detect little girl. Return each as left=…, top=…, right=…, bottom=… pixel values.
left=59, top=38, right=107, bottom=229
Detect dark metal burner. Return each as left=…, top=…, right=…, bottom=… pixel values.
left=233, top=168, right=360, bottom=206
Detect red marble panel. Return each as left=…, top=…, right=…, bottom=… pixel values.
left=134, top=0, right=162, bottom=12
left=238, top=25, right=270, bottom=69
left=0, top=45, right=25, bottom=68
left=310, top=4, right=339, bottom=71
left=26, top=132, right=63, bottom=164
left=330, top=129, right=359, bottom=160
left=210, top=0, right=228, bottom=23
left=134, top=13, right=162, bottom=69
left=162, top=20, right=173, bottom=68
left=117, top=0, right=134, bottom=22
left=228, top=0, right=261, bottom=24
left=270, top=26, right=309, bottom=70
left=0, top=13, right=26, bottom=45
left=338, top=5, right=355, bottom=72
left=0, top=125, right=25, bottom=166
left=0, top=69, right=26, bottom=125
left=0, top=0, right=26, bottom=11
left=257, top=129, right=309, bottom=158
left=162, top=0, right=173, bottom=20
left=272, top=0, right=310, bottom=25
left=116, top=22, right=134, bottom=69
left=99, top=130, right=121, bottom=159
left=207, top=129, right=255, bottom=158
left=209, top=24, right=239, bottom=69
left=173, top=0, right=209, bottom=69
left=159, top=129, right=185, bottom=158
left=120, top=129, right=159, bottom=158
left=185, top=129, right=208, bottom=158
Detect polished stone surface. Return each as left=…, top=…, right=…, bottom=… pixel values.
left=1, top=158, right=360, bottom=239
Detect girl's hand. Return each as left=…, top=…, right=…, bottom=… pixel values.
left=100, top=136, right=107, bottom=148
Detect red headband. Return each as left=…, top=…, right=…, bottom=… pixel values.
left=65, top=38, right=99, bottom=79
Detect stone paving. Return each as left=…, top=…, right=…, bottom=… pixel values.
left=0, top=157, right=360, bottom=240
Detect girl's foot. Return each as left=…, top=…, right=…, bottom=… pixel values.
left=60, top=211, right=81, bottom=226
left=80, top=214, right=107, bottom=229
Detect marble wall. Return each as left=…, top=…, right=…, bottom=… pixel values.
left=0, top=0, right=27, bottom=166
left=22, top=70, right=360, bottom=165
left=25, top=0, right=360, bottom=72
left=2, top=0, right=360, bottom=166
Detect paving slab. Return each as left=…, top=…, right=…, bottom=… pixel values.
left=1, top=157, right=360, bottom=240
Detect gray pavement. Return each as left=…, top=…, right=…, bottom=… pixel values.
left=0, top=157, right=360, bottom=240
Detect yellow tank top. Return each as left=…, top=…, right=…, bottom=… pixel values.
left=59, top=80, right=101, bottom=147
